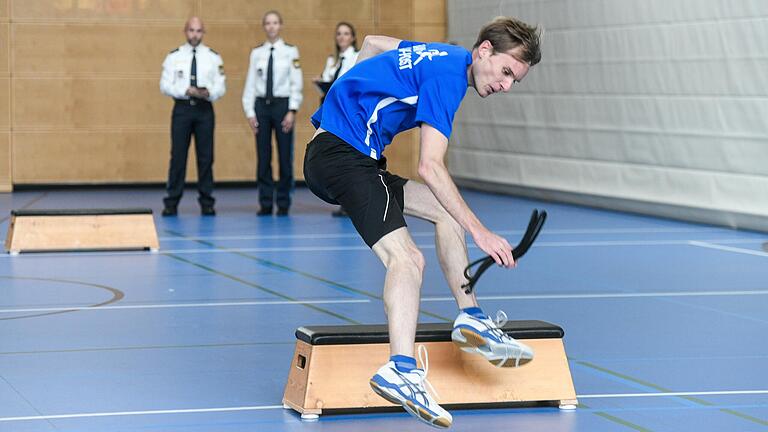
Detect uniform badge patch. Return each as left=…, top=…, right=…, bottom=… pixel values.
left=219, top=64, right=225, bottom=74
left=293, top=58, right=301, bottom=68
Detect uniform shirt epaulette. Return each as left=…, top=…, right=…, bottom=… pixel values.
left=253, top=43, right=264, bottom=49
left=169, top=48, right=180, bottom=53
left=209, top=48, right=219, bottom=55
left=284, top=42, right=295, bottom=47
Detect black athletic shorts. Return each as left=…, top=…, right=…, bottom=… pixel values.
left=304, top=132, right=409, bottom=248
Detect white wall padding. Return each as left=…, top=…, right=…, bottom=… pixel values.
left=447, top=0, right=768, bottom=229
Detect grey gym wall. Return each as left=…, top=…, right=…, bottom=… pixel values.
left=447, top=0, right=768, bottom=231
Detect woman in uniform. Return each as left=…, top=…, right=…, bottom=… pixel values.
left=242, top=10, right=303, bottom=216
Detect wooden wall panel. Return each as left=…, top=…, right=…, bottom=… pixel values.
left=0, top=132, right=9, bottom=191
left=6, top=0, right=445, bottom=186
left=0, top=16, right=9, bottom=190
left=13, top=78, right=166, bottom=128
left=0, top=23, right=8, bottom=74
left=13, top=130, right=169, bottom=183
left=11, top=0, right=195, bottom=20
left=199, top=0, right=374, bottom=24
left=0, top=77, right=8, bottom=129
left=379, top=0, right=413, bottom=24
left=414, top=0, right=445, bottom=25
left=13, top=23, right=182, bottom=74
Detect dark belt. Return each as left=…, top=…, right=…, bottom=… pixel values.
left=256, top=97, right=288, bottom=106
left=174, top=98, right=211, bottom=106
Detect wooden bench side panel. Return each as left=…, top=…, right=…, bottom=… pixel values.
left=284, top=338, right=576, bottom=412
left=5, top=214, right=160, bottom=252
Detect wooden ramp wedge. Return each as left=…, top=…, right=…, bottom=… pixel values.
left=4, top=208, right=159, bottom=254
left=283, top=320, right=577, bottom=420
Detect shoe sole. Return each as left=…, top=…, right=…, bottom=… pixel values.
left=369, top=380, right=451, bottom=429
left=452, top=327, right=533, bottom=367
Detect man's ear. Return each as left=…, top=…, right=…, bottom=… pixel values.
left=478, top=40, right=494, bottom=58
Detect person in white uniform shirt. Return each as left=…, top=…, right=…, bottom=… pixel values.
left=242, top=10, right=303, bottom=216
left=160, top=16, right=226, bottom=216
left=313, top=21, right=359, bottom=217
left=316, top=22, right=359, bottom=91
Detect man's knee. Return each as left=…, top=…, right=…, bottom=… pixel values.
left=392, top=245, right=425, bottom=274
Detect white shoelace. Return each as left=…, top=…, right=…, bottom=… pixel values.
left=495, top=310, right=508, bottom=328
left=490, top=309, right=524, bottom=367
left=417, top=344, right=440, bottom=400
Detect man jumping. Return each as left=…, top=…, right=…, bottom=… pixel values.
left=304, top=17, right=542, bottom=428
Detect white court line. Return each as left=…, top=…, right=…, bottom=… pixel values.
left=0, top=405, right=283, bottom=423
left=1, top=238, right=763, bottom=259
left=0, top=299, right=369, bottom=314
left=689, top=241, right=768, bottom=258
left=157, top=227, right=728, bottom=241
left=578, top=390, right=768, bottom=399
left=2, top=390, right=767, bottom=422
left=422, top=290, right=768, bottom=302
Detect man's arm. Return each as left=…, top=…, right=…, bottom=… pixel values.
left=417, top=124, right=515, bottom=267
left=242, top=50, right=258, bottom=119
left=160, top=54, right=185, bottom=99
left=356, top=35, right=401, bottom=64
left=206, top=54, right=226, bottom=102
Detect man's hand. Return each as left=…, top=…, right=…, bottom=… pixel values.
left=247, top=116, right=259, bottom=135
left=281, top=111, right=295, bottom=133
left=471, top=227, right=516, bottom=268
left=186, top=87, right=209, bottom=99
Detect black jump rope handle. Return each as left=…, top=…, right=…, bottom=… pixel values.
left=462, top=209, right=547, bottom=294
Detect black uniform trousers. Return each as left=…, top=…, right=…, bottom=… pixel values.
left=255, top=97, right=293, bottom=209
left=164, top=99, right=215, bottom=208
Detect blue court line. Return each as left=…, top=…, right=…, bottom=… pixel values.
left=162, top=252, right=362, bottom=325
left=163, top=230, right=453, bottom=322
left=573, top=360, right=768, bottom=426
left=572, top=362, right=700, bottom=408
left=0, top=341, right=295, bottom=356
left=654, top=296, right=768, bottom=326
left=2, top=237, right=761, bottom=259
left=153, top=227, right=746, bottom=242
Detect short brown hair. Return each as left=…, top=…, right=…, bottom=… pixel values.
left=263, top=10, right=283, bottom=25
left=473, top=17, right=541, bottom=66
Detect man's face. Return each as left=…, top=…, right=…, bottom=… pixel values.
left=263, top=13, right=282, bottom=40
left=471, top=41, right=530, bottom=98
left=185, top=19, right=204, bottom=46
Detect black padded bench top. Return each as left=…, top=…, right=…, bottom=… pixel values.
left=12, top=208, right=153, bottom=216
left=297, top=320, right=564, bottom=346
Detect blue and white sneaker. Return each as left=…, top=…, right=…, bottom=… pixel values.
left=369, top=349, right=452, bottom=428
left=451, top=310, right=534, bottom=367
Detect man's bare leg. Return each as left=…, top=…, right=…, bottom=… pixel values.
left=371, top=227, right=425, bottom=358
left=369, top=227, right=453, bottom=428
left=403, top=181, right=477, bottom=309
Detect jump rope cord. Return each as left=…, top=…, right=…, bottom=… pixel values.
left=462, top=209, right=548, bottom=295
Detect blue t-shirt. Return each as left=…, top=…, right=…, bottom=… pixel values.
left=311, top=40, right=471, bottom=160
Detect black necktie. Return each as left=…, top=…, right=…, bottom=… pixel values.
left=191, top=47, right=197, bottom=88
left=266, top=46, right=274, bottom=101
left=331, top=56, right=344, bottom=83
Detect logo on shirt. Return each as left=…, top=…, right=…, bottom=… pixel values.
left=398, top=44, right=448, bottom=70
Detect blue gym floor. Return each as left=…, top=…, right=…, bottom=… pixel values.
left=1, top=187, right=767, bottom=432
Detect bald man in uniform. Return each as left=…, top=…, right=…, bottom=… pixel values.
left=160, top=17, right=226, bottom=216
